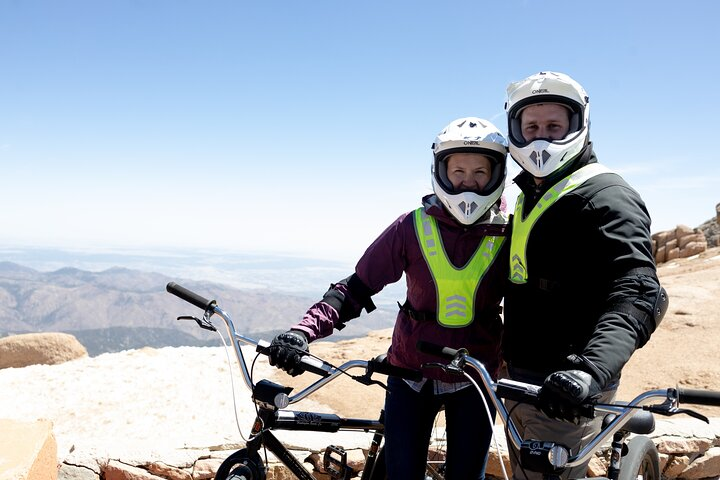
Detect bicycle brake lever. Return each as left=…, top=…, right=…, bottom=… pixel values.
left=679, top=409, right=710, bottom=423
left=669, top=408, right=709, bottom=423
left=645, top=405, right=710, bottom=423
left=352, top=374, right=389, bottom=390
left=176, top=315, right=217, bottom=332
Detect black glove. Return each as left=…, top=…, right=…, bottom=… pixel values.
left=537, top=370, right=601, bottom=424
left=268, top=330, right=309, bottom=377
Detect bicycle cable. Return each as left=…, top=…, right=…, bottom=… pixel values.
left=214, top=327, right=250, bottom=443
left=462, top=371, right=511, bottom=480
left=248, top=352, right=273, bottom=467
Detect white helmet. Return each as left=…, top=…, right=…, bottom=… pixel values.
left=505, top=71, right=590, bottom=178
left=431, top=117, right=508, bottom=225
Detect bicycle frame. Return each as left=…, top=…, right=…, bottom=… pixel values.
left=241, top=377, right=385, bottom=480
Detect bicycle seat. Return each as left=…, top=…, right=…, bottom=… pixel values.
left=602, top=409, right=655, bottom=435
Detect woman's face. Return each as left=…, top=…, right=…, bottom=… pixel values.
left=446, top=153, right=492, bottom=191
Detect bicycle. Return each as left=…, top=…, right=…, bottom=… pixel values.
left=416, top=340, right=720, bottom=480
left=166, top=281, right=443, bottom=480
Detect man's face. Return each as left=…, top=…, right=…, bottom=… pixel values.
left=520, top=103, right=571, bottom=141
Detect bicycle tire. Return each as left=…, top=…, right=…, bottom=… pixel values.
left=617, top=436, right=660, bottom=480
left=214, top=448, right=265, bottom=480
left=366, top=445, right=446, bottom=480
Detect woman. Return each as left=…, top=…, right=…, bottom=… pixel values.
left=269, top=117, right=510, bottom=479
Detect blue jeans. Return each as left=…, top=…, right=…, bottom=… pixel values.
left=383, top=376, right=496, bottom=479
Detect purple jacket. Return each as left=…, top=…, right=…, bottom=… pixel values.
left=293, top=194, right=510, bottom=382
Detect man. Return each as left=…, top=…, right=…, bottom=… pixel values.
left=502, top=71, right=668, bottom=480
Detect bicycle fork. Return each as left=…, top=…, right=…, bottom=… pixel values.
left=357, top=426, right=385, bottom=480
left=606, top=431, right=630, bottom=480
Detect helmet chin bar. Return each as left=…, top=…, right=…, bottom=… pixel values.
left=434, top=182, right=503, bottom=225
left=509, top=128, right=587, bottom=179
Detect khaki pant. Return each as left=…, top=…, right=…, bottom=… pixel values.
left=504, top=388, right=617, bottom=480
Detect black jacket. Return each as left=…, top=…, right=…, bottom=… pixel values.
left=503, top=144, right=663, bottom=388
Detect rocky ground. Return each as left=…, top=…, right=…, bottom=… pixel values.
left=0, top=247, right=719, bottom=479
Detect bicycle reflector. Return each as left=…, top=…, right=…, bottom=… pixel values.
left=520, top=440, right=570, bottom=474
left=253, top=379, right=292, bottom=410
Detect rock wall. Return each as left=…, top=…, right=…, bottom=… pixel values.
left=54, top=419, right=720, bottom=480
left=696, top=203, right=720, bottom=248
left=652, top=225, right=708, bottom=264
left=651, top=201, right=720, bottom=264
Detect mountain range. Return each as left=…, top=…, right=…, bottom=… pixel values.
left=0, top=261, right=397, bottom=356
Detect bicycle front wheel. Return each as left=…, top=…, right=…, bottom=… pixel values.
left=618, top=436, right=660, bottom=480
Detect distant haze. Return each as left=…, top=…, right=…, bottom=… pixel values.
left=0, top=250, right=402, bottom=355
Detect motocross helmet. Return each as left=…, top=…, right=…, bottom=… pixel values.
left=505, top=71, right=590, bottom=178
left=431, top=117, right=508, bottom=225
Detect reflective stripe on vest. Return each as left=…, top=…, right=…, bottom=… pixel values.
left=413, top=208, right=505, bottom=328
left=509, top=163, right=612, bottom=284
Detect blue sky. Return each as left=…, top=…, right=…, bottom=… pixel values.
left=2, top=0, right=719, bottom=264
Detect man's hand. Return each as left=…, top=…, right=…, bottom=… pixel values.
left=268, top=330, right=309, bottom=377
left=538, top=370, right=601, bottom=424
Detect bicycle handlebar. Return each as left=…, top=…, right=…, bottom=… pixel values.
left=168, top=281, right=332, bottom=377
left=415, top=339, right=720, bottom=471
left=418, top=340, right=598, bottom=418
left=166, top=281, right=422, bottom=403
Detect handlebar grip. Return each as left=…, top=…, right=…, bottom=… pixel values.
left=496, top=378, right=541, bottom=403
left=166, top=282, right=216, bottom=310
left=299, top=355, right=331, bottom=378
left=255, top=341, right=330, bottom=378
left=369, top=356, right=423, bottom=381
left=416, top=340, right=461, bottom=359
left=677, top=388, right=720, bottom=406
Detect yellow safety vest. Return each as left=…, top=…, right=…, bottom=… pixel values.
left=509, top=163, right=612, bottom=284
left=414, top=208, right=505, bottom=327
